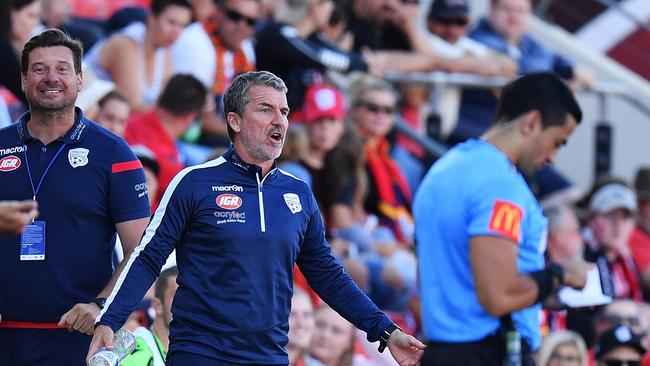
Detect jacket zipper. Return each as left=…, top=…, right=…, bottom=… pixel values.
left=256, top=172, right=268, bottom=233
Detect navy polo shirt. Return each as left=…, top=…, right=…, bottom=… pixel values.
left=0, top=108, right=151, bottom=323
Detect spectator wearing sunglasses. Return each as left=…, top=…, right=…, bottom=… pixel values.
left=595, top=326, right=646, bottom=366
left=201, top=0, right=261, bottom=147
left=348, top=74, right=414, bottom=249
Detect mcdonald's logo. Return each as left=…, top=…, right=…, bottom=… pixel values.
left=488, top=200, right=523, bottom=242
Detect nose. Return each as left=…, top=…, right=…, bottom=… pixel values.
left=546, top=149, right=557, bottom=165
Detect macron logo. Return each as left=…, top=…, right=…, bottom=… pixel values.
left=212, top=185, right=243, bottom=192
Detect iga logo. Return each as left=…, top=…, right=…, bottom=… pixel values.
left=0, top=155, right=21, bottom=172
left=216, top=194, right=242, bottom=210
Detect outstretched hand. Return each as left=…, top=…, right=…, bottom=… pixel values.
left=387, top=330, right=426, bottom=366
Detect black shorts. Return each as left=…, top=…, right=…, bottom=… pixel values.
left=420, top=334, right=535, bottom=366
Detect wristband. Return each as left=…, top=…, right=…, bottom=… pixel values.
left=530, top=263, right=564, bottom=303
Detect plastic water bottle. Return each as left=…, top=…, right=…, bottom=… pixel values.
left=88, top=329, right=136, bottom=366
left=503, top=330, right=522, bottom=366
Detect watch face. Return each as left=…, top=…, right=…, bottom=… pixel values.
left=93, top=298, right=107, bottom=309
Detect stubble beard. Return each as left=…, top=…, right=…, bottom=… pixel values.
left=28, top=93, right=77, bottom=121
left=241, top=133, right=282, bottom=164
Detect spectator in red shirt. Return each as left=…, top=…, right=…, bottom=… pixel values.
left=124, top=74, right=206, bottom=210
left=629, top=167, right=650, bottom=299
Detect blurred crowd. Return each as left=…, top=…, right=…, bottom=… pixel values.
left=1, top=0, right=648, bottom=365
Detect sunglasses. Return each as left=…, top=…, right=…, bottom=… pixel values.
left=606, top=315, right=641, bottom=327
left=357, top=100, right=395, bottom=115
left=549, top=353, right=580, bottom=363
left=433, top=17, right=469, bottom=26
left=603, top=360, right=641, bottom=366
left=224, top=8, right=257, bottom=27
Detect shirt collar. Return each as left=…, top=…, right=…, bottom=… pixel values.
left=222, top=145, right=277, bottom=177
left=16, top=107, right=89, bottom=145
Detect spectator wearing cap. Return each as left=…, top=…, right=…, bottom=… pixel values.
left=596, top=300, right=646, bottom=341
left=124, top=74, right=207, bottom=211
left=583, top=182, right=643, bottom=301
left=298, top=84, right=349, bottom=216
left=629, top=167, right=650, bottom=299
left=595, top=326, right=646, bottom=366
left=416, top=0, right=517, bottom=140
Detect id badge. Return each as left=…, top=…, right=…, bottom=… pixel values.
left=20, top=220, right=45, bottom=261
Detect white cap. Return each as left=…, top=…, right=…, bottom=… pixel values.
left=589, top=183, right=637, bottom=214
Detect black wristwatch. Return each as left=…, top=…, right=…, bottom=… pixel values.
left=91, top=297, right=107, bottom=310
left=378, top=323, right=402, bottom=353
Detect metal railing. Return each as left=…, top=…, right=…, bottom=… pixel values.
left=384, top=71, right=650, bottom=163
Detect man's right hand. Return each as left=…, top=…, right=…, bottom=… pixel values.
left=0, top=200, right=38, bottom=234
left=87, top=325, right=115, bottom=364
left=559, top=259, right=594, bottom=289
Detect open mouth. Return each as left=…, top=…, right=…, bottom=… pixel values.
left=269, top=131, right=283, bottom=143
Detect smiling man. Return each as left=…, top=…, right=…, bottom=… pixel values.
left=414, top=72, right=592, bottom=366
left=0, top=29, right=151, bottom=365
left=90, top=71, right=426, bottom=366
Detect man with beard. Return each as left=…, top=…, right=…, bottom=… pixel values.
left=0, top=29, right=151, bottom=365
left=89, top=71, right=426, bottom=366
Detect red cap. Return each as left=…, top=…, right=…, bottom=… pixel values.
left=302, top=84, right=346, bottom=123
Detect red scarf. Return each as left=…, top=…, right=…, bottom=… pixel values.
left=203, top=20, right=255, bottom=95
left=365, top=138, right=413, bottom=244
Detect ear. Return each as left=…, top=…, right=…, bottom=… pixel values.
left=520, top=110, right=541, bottom=136
left=77, top=72, right=83, bottom=92
left=227, top=112, right=242, bottom=133
left=152, top=297, right=163, bottom=316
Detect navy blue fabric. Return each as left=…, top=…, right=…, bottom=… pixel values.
left=0, top=328, right=90, bottom=366
left=97, top=146, right=393, bottom=365
left=0, top=108, right=150, bottom=323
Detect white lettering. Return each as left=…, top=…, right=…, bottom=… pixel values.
left=212, top=185, right=244, bottom=192
left=0, top=146, right=25, bottom=156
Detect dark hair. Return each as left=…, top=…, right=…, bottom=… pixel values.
left=493, top=72, right=582, bottom=129
left=0, top=0, right=38, bottom=35
left=223, top=71, right=287, bottom=141
left=21, top=28, right=84, bottom=75
left=157, top=74, right=207, bottom=116
left=155, top=266, right=179, bottom=302
left=151, top=0, right=192, bottom=15
left=98, top=90, right=129, bottom=109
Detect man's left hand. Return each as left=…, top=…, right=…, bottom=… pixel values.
left=387, top=329, right=426, bottom=366
left=58, top=302, right=101, bottom=335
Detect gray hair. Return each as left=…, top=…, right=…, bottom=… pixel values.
left=223, top=71, right=288, bottom=141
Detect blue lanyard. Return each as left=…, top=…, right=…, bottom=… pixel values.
left=23, top=143, right=67, bottom=201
